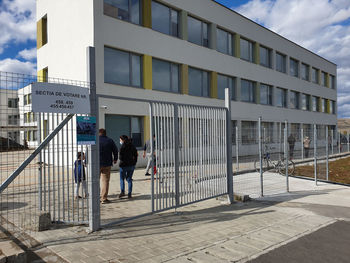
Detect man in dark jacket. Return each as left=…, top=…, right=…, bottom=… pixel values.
left=119, top=135, right=138, bottom=198
left=99, top=128, right=118, bottom=204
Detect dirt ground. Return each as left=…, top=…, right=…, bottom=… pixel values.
left=295, top=157, right=350, bottom=184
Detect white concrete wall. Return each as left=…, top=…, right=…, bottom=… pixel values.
left=37, top=0, right=95, bottom=81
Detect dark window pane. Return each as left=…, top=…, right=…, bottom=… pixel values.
left=217, top=74, right=227, bottom=99
left=104, top=47, right=130, bottom=85
left=203, top=71, right=209, bottom=97
left=171, top=9, right=178, bottom=37
left=130, top=0, right=140, bottom=24
left=276, top=53, right=286, bottom=73
left=241, top=79, right=254, bottom=102
left=188, top=16, right=202, bottom=46
left=188, top=67, right=202, bottom=96
left=152, top=58, right=171, bottom=92
left=171, top=63, right=179, bottom=92
left=131, top=55, right=141, bottom=86
left=240, top=38, right=253, bottom=62
left=152, top=1, right=170, bottom=35
left=217, top=28, right=228, bottom=54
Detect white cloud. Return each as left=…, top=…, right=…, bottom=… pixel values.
left=18, top=48, right=36, bottom=61
left=235, top=0, right=350, bottom=118
left=0, top=58, right=36, bottom=75
left=0, top=0, right=36, bottom=54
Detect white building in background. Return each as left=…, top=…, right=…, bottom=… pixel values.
left=18, top=86, right=39, bottom=149
left=0, top=89, right=20, bottom=149
left=36, top=0, right=337, bottom=157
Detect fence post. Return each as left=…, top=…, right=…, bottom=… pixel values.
left=225, top=88, right=234, bottom=204
left=258, top=117, right=263, bottom=197
left=173, top=104, right=180, bottom=207
left=338, top=132, right=341, bottom=154
left=348, top=133, right=350, bottom=152
left=314, top=124, right=317, bottom=185
left=149, top=103, right=155, bottom=212
left=38, top=112, right=43, bottom=211
left=236, top=126, right=239, bottom=172
left=331, top=130, right=334, bottom=155
left=87, top=46, right=100, bottom=232
left=326, top=126, right=329, bottom=181
left=301, top=128, right=304, bottom=160
left=284, top=123, right=289, bottom=192
left=279, top=122, right=282, bottom=159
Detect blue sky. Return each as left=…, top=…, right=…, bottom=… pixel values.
left=1, top=0, right=350, bottom=117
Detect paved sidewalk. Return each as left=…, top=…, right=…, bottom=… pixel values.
left=23, top=175, right=350, bottom=263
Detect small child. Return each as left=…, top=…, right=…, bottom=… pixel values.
left=74, top=152, right=88, bottom=199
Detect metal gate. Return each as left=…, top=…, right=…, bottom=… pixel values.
left=150, top=102, right=229, bottom=212
left=0, top=72, right=93, bottom=233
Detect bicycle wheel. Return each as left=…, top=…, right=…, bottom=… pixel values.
left=254, top=159, right=270, bottom=173
left=278, top=160, right=295, bottom=175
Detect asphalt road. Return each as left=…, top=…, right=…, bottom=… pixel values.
left=250, top=220, right=350, bottom=263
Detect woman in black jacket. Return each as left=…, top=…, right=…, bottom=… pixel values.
left=118, top=135, right=138, bottom=198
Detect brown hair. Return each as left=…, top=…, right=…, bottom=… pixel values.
left=99, top=128, right=106, bottom=136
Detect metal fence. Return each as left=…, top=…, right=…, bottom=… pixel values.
left=150, top=102, right=228, bottom=212
left=0, top=71, right=94, bottom=233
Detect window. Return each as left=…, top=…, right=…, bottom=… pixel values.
left=217, top=74, right=235, bottom=100
left=217, top=28, right=233, bottom=56
left=241, top=79, right=255, bottom=103
left=241, top=121, right=257, bottom=144
left=322, top=98, right=326, bottom=113
left=8, top=115, right=19, bottom=125
left=276, top=52, right=286, bottom=73
left=24, top=113, right=28, bottom=123
left=28, top=94, right=32, bottom=104
left=152, top=58, right=179, bottom=93
left=24, top=95, right=28, bottom=105
left=260, top=84, right=272, bottom=105
left=303, top=124, right=312, bottom=138
left=276, top=88, right=287, bottom=107
left=240, top=38, right=253, bottom=62
left=330, top=101, right=335, bottom=114
left=8, top=98, right=18, bottom=108
left=321, top=71, right=327, bottom=86
left=152, top=1, right=178, bottom=37
left=290, top=58, right=299, bottom=77
left=311, top=67, right=318, bottom=83
left=330, top=75, right=335, bottom=89
left=260, top=46, right=271, bottom=68
left=312, top=96, right=318, bottom=112
left=37, top=15, right=47, bottom=48
left=301, top=63, right=309, bottom=81
left=103, top=0, right=140, bottom=25
left=301, top=94, right=310, bottom=111
left=291, top=123, right=300, bottom=140
left=188, top=16, right=208, bottom=47
left=105, top=114, right=143, bottom=148
left=104, top=47, right=141, bottom=87
left=232, top=120, right=237, bottom=144
left=289, top=91, right=299, bottom=109
left=33, top=130, right=38, bottom=141
left=262, top=122, right=274, bottom=143
left=188, top=67, right=209, bottom=97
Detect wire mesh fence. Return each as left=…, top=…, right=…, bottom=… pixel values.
left=0, top=71, right=93, bottom=234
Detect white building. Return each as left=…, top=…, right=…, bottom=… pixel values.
left=0, top=89, right=20, bottom=149
left=36, top=0, right=337, bottom=157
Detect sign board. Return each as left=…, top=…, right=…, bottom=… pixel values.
left=77, top=116, right=96, bottom=145
left=32, top=82, right=90, bottom=114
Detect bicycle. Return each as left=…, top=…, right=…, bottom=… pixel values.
left=254, top=145, right=295, bottom=175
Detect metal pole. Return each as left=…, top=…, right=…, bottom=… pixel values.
left=301, top=128, right=304, bottom=160
left=87, top=46, right=100, bottom=232
left=326, top=127, right=329, bottom=181
left=338, top=132, right=341, bottom=154
left=225, top=88, right=233, bottom=203
left=284, top=124, right=289, bottom=192
left=174, top=104, right=180, bottom=207
left=38, top=112, right=42, bottom=210
left=331, top=130, right=334, bottom=155
left=236, top=126, right=239, bottom=172
left=348, top=133, right=350, bottom=152
left=149, top=103, right=155, bottom=212
left=258, top=117, right=263, bottom=197
left=314, top=124, right=317, bottom=185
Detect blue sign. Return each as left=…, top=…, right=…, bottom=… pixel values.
left=77, top=116, right=96, bottom=145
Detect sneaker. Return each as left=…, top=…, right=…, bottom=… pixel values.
left=128, top=193, right=132, bottom=199
left=119, top=192, right=125, bottom=198
left=145, top=173, right=151, bottom=176
left=101, top=199, right=111, bottom=204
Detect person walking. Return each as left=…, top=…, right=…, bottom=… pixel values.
left=143, top=135, right=155, bottom=176
left=99, top=128, right=118, bottom=204
left=303, top=136, right=311, bottom=158
left=119, top=135, right=138, bottom=199
left=288, top=134, right=296, bottom=159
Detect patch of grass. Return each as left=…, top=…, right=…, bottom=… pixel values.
left=295, top=156, right=350, bottom=185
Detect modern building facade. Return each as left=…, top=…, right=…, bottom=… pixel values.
left=36, top=0, right=337, bottom=155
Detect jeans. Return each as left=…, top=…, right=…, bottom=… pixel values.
left=119, top=166, right=135, bottom=194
